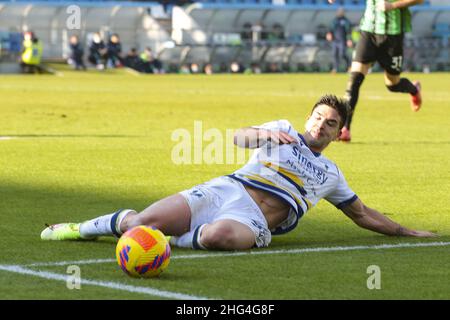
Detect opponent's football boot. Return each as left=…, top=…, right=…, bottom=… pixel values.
left=410, top=81, right=422, bottom=112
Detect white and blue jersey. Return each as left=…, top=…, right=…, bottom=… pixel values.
left=229, top=120, right=358, bottom=235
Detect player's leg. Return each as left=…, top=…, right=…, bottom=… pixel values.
left=170, top=176, right=271, bottom=250
left=384, top=72, right=421, bottom=112
left=342, top=42, right=351, bottom=72
left=380, top=34, right=422, bottom=111
left=337, top=42, right=347, bottom=72
left=341, top=31, right=375, bottom=140
left=41, top=193, right=191, bottom=241
left=200, top=219, right=256, bottom=250
left=169, top=219, right=256, bottom=250
left=342, top=61, right=370, bottom=135
left=40, top=208, right=130, bottom=241
left=119, top=193, right=191, bottom=236
left=331, top=42, right=339, bottom=73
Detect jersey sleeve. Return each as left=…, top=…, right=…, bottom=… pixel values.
left=251, top=119, right=294, bottom=134
left=325, top=165, right=358, bottom=209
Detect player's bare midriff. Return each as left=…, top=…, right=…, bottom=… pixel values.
left=243, top=184, right=290, bottom=229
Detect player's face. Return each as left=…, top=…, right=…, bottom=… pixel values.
left=304, top=104, right=341, bottom=150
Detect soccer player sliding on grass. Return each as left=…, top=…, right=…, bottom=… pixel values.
left=41, top=94, right=436, bottom=250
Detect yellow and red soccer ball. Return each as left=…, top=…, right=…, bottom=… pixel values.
left=116, top=225, right=171, bottom=278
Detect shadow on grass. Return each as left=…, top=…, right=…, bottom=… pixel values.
left=0, top=181, right=163, bottom=264
left=0, top=180, right=444, bottom=265
left=0, top=134, right=148, bottom=139
left=348, top=140, right=450, bottom=145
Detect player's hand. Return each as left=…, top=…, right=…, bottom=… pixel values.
left=408, top=230, right=439, bottom=237
left=377, top=1, right=395, bottom=12
left=327, top=0, right=335, bottom=3
left=258, top=129, right=296, bottom=145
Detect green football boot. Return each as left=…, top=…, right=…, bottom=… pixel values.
left=40, top=223, right=95, bottom=241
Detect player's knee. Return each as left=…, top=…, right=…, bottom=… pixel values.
left=386, top=79, right=402, bottom=92
left=386, top=84, right=397, bottom=92
left=120, top=211, right=161, bottom=233
left=201, top=224, right=238, bottom=250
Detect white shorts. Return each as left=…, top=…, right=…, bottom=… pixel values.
left=179, top=176, right=272, bottom=248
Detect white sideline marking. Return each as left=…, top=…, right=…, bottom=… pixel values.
left=24, top=241, right=450, bottom=268
left=0, top=265, right=209, bottom=300
left=26, top=258, right=114, bottom=267
left=124, top=67, right=141, bottom=76
left=0, top=136, right=13, bottom=140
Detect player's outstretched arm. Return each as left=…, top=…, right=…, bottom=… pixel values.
left=233, top=127, right=296, bottom=149
left=340, top=198, right=437, bottom=237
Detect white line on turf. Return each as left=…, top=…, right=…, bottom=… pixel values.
left=0, top=264, right=209, bottom=300
left=124, top=67, right=141, bottom=76
left=23, top=241, right=450, bottom=268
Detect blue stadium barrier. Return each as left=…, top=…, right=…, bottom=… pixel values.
left=191, top=2, right=448, bottom=11
left=8, top=33, right=22, bottom=53
left=0, top=0, right=161, bottom=7
left=432, top=23, right=450, bottom=39
left=0, top=0, right=427, bottom=5
left=0, top=0, right=440, bottom=7
left=195, top=0, right=418, bottom=5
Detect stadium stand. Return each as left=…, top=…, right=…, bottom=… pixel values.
left=0, top=1, right=171, bottom=63
left=168, top=1, right=450, bottom=72
left=0, top=0, right=449, bottom=73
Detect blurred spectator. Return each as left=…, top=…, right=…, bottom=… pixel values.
left=22, top=31, right=33, bottom=49
left=68, top=35, right=86, bottom=70
left=351, top=25, right=361, bottom=45
left=250, top=63, right=262, bottom=74
left=326, top=7, right=352, bottom=73
left=20, top=31, right=43, bottom=74
left=107, top=33, right=123, bottom=68
left=203, top=63, right=213, bottom=75
left=267, top=62, right=280, bottom=73
left=251, top=21, right=267, bottom=42
left=179, top=64, right=191, bottom=74
left=316, top=24, right=329, bottom=41
left=139, top=47, right=164, bottom=74
left=190, top=63, right=200, bottom=74
left=123, top=48, right=142, bottom=71
left=88, top=33, right=108, bottom=70
left=268, top=23, right=285, bottom=42
left=160, top=0, right=193, bottom=15
left=241, top=22, right=252, bottom=42
left=219, top=62, right=228, bottom=73
left=230, top=61, right=244, bottom=73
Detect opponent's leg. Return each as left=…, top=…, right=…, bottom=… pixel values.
left=339, top=61, right=370, bottom=142
left=384, top=72, right=422, bottom=111
left=344, top=62, right=370, bottom=129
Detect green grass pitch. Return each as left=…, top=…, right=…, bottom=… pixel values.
left=0, top=68, right=449, bottom=299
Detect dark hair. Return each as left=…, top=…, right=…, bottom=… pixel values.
left=311, top=94, right=350, bottom=129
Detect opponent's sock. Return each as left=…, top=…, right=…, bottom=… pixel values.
left=171, top=224, right=207, bottom=250
left=79, top=209, right=135, bottom=238
left=386, top=78, right=418, bottom=95
left=344, top=71, right=365, bottom=129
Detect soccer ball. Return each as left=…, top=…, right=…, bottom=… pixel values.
left=116, top=225, right=171, bottom=278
